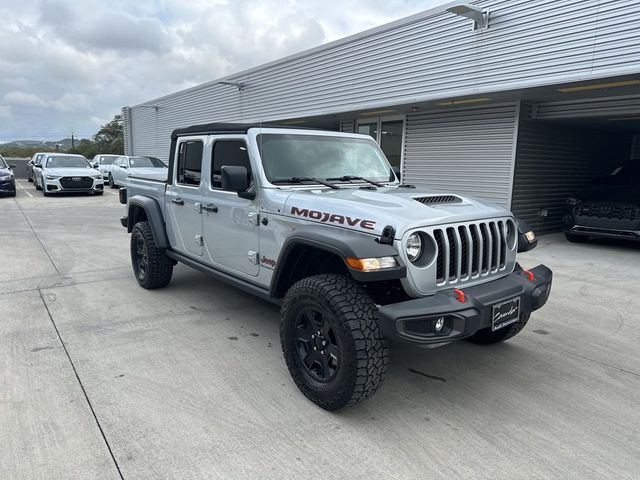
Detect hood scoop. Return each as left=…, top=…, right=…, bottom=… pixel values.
left=413, top=195, right=462, bottom=205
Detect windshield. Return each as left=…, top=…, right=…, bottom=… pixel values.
left=45, top=156, right=90, bottom=168
left=98, top=155, right=118, bottom=165
left=0, top=156, right=6, bottom=168
left=129, top=156, right=166, bottom=168
left=257, top=134, right=394, bottom=183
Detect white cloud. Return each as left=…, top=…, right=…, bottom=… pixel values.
left=0, top=0, right=451, bottom=142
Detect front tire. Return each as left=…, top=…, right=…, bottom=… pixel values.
left=109, top=174, right=116, bottom=189
left=35, top=177, right=42, bottom=191
left=130, top=221, right=173, bottom=289
left=280, top=274, right=388, bottom=410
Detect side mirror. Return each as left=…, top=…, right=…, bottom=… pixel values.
left=93, top=164, right=99, bottom=169
left=121, top=165, right=128, bottom=169
left=221, top=165, right=249, bottom=193
left=392, top=166, right=401, bottom=181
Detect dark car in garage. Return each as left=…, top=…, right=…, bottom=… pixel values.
left=0, top=155, right=17, bottom=197
left=564, top=162, right=640, bottom=243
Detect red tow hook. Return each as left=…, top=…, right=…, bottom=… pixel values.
left=523, top=270, right=535, bottom=281
left=453, top=288, right=466, bottom=303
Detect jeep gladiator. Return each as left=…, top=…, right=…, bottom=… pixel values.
left=120, top=123, right=552, bottom=410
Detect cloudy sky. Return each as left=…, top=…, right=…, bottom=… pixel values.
left=0, top=0, right=450, bottom=143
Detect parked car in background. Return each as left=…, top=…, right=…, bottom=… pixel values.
left=0, top=154, right=16, bottom=197
left=108, top=155, right=168, bottom=188
left=92, top=154, right=120, bottom=182
left=33, top=153, right=103, bottom=196
left=564, top=161, right=640, bottom=243
left=26, top=152, right=48, bottom=183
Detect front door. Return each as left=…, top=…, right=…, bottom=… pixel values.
left=165, top=137, right=206, bottom=257
left=202, top=138, right=260, bottom=276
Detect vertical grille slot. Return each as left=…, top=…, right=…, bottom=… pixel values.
left=434, top=230, right=445, bottom=283
left=469, top=225, right=480, bottom=276
left=480, top=223, right=490, bottom=273
left=446, top=228, right=456, bottom=280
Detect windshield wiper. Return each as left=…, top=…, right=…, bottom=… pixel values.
left=326, top=175, right=385, bottom=187
left=271, top=177, right=341, bottom=189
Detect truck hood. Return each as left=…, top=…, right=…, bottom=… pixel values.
left=44, top=167, right=97, bottom=177
left=282, top=186, right=512, bottom=238
left=129, top=167, right=168, bottom=181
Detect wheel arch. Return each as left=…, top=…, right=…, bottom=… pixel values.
left=269, top=228, right=405, bottom=299
left=127, top=195, right=169, bottom=249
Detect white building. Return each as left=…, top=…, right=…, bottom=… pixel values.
left=123, top=0, right=640, bottom=233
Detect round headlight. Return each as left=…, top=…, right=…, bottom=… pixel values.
left=406, top=233, right=423, bottom=262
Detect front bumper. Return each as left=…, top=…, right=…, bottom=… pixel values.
left=0, top=178, right=16, bottom=195
left=43, top=177, right=104, bottom=193
left=377, top=265, right=552, bottom=345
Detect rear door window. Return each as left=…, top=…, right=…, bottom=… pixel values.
left=176, top=140, right=204, bottom=186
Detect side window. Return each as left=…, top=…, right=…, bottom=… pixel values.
left=176, top=140, right=203, bottom=186
left=211, top=140, right=251, bottom=189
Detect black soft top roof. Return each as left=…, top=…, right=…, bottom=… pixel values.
left=171, top=122, right=314, bottom=139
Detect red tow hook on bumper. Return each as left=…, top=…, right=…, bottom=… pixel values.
left=453, top=288, right=466, bottom=303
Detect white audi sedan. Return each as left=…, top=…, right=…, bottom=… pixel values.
left=108, top=155, right=167, bottom=188
left=33, top=154, right=104, bottom=196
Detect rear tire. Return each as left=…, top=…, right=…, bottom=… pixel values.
left=280, top=274, right=388, bottom=410
left=565, top=232, right=589, bottom=243
left=130, top=221, right=173, bottom=289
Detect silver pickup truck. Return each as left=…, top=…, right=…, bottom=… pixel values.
left=120, top=123, right=552, bottom=410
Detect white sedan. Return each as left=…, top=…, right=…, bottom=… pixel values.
left=33, top=154, right=104, bottom=196
left=108, top=155, right=168, bottom=188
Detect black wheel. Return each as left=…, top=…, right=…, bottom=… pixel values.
left=35, top=177, right=42, bottom=190
left=130, top=221, right=173, bottom=289
left=280, top=274, right=388, bottom=410
left=466, top=262, right=530, bottom=345
left=565, top=232, right=589, bottom=243
left=27, top=172, right=33, bottom=182
left=94, top=191, right=104, bottom=196
left=109, top=174, right=116, bottom=189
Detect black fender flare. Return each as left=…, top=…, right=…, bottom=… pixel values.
left=126, top=195, right=170, bottom=249
left=269, top=227, right=406, bottom=298
left=516, top=218, right=538, bottom=253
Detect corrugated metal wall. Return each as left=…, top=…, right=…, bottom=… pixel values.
left=511, top=105, right=633, bottom=233
left=126, top=0, right=640, bottom=159
left=403, top=103, right=518, bottom=207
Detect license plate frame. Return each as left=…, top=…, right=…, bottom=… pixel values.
left=491, top=297, right=521, bottom=331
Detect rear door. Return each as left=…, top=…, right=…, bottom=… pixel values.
left=202, top=137, right=260, bottom=276
left=165, top=137, right=207, bottom=257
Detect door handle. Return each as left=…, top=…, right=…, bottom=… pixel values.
left=171, top=198, right=184, bottom=206
left=202, top=204, right=218, bottom=213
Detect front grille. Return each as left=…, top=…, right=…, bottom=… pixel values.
left=414, top=195, right=462, bottom=205
left=60, top=176, right=93, bottom=189
left=434, top=220, right=511, bottom=285
left=575, top=203, right=639, bottom=221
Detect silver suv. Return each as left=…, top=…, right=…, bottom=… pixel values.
left=120, top=123, right=552, bottom=410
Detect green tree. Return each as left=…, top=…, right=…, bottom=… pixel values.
left=93, top=114, right=124, bottom=154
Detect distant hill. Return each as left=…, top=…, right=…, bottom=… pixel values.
left=2, top=138, right=76, bottom=150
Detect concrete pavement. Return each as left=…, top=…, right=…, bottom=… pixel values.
left=1, top=179, right=639, bottom=479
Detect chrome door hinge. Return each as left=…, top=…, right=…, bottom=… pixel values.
left=195, top=235, right=203, bottom=246
left=247, top=212, right=259, bottom=226
left=248, top=250, right=259, bottom=265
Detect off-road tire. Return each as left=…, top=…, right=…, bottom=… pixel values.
left=565, top=232, right=589, bottom=243
left=130, top=221, right=173, bottom=289
left=466, top=262, right=531, bottom=344
left=280, top=274, right=389, bottom=410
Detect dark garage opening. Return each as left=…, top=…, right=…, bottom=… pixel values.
left=511, top=101, right=640, bottom=234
